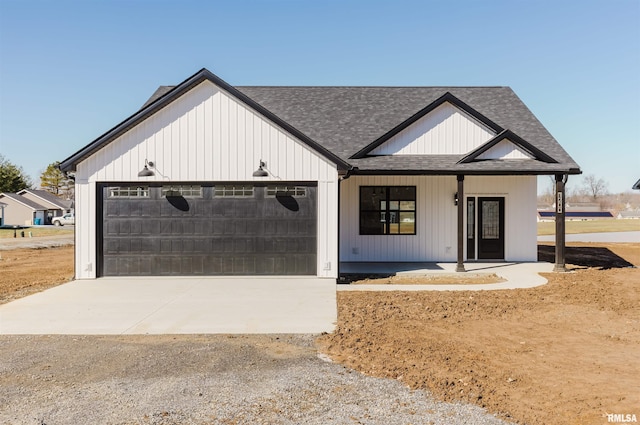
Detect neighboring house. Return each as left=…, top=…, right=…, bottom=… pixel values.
left=617, top=211, right=640, bottom=220
left=0, top=193, right=47, bottom=226
left=633, top=179, right=640, bottom=190
left=565, top=202, right=602, bottom=211
left=538, top=202, right=614, bottom=221
left=538, top=211, right=614, bottom=221
left=17, top=189, right=72, bottom=224
left=0, top=201, right=6, bottom=226
left=60, top=68, right=581, bottom=280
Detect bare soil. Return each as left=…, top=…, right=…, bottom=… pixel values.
left=318, top=242, right=640, bottom=425
left=0, top=245, right=74, bottom=304
left=1, top=243, right=638, bottom=424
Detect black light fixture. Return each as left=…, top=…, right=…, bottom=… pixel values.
left=138, top=159, right=155, bottom=177
left=252, top=160, right=268, bottom=177
left=454, top=192, right=459, bottom=206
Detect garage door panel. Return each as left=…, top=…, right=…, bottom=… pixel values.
left=101, top=184, right=317, bottom=276
left=204, top=257, right=221, bottom=274
left=182, top=239, right=194, bottom=253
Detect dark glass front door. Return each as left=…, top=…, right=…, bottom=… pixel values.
left=477, top=197, right=505, bottom=260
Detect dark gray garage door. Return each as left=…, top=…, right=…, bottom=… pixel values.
left=98, top=183, right=317, bottom=276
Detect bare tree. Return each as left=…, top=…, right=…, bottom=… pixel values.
left=582, top=174, right=609, bottom=201
left=40, top=161, right=74, bottom=199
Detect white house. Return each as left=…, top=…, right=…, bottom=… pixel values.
left=60, top=68, right=581, bottom=280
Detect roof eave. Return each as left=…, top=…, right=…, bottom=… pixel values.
left=347, top=167, right=582, bottom=176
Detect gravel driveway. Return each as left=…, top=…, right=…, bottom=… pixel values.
left=0, top=234, right=74, bottom=250
left=0, top=334, right=510, bottom=425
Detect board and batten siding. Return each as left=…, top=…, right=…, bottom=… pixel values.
left=476, top=139, right=533, bottom=160
left=73, top=80, right=339, bottom=279
left=340, top=175, right=537, bottom=262
left=370, top=103, right=495, bottom=156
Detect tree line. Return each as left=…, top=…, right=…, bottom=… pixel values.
left=0, top=154, right=74, bottom=199
left=538, top=174, right=640, bottom=212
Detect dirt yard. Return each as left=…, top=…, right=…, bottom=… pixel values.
left=1, top=242, right=638, bottom=424
left=0, top=245, right=74, bottom=304
left=318, top=242, right=640, bottom=425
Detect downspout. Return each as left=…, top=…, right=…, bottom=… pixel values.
left=554, top=173, right=569, bottom=272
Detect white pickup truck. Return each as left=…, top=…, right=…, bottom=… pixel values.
left=52, top=213, right=75, bottom=226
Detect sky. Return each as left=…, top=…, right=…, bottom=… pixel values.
left=0, top=0, right=638, bottom=195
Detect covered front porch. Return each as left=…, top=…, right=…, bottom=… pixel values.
left=338, top=173, right=572, bottom=273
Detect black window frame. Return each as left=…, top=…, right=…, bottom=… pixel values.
left=359, top=186, right=417, bottom=235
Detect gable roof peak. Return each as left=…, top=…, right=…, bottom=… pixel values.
left=458, top=129, right=558, bottom=164
left=60, top=67, right=351, bottom=172
left=350, top=91, right=504, bottom=159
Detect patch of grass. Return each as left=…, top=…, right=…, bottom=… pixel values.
left=0, top=227, right=74, bottom=239
left=537, top=219, right=640, bottom=235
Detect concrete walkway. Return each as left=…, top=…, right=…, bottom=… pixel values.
left=339, top=262, right=554, bottom=291
left=0, top=277, right=336, bottom=335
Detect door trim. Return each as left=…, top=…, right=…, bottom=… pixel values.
left=477, top=197, right=505, bottom=260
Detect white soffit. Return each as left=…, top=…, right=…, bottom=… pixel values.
left=370, top=102, right=496, bottom=155
left=476, top=139, right=534, bottom=160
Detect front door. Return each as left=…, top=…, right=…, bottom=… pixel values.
left=477, top=197, right=505, bottom=260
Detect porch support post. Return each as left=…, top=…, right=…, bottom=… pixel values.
left=554, top=173, right=568, bottom=272
left=456, top=175, right=466, bottom=272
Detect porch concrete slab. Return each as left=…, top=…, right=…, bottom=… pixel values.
left=339, top=262, right=554, bottom=291
left=0, top=277, right=337, bottom=335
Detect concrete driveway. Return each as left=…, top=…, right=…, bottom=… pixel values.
left=0, top=277, right=337, bottom=334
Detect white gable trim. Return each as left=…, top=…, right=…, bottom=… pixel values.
left=370, top=102, right=496, bottom=156
left=476, top=139, right=534, bottom=160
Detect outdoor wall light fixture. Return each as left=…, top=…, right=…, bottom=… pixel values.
left=138, top=159, right=155, bottom=177
left=454, top=192, right=459, bottom=206
left=252, top=160, right=268, bottom=177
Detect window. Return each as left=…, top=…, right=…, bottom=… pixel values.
left=360, top=186, right=416, bottom=235
left=108, top=186, right=149, bottom=198
left=162, top=185, right=202, bottom=198
left=266, top=186, right=307, bottom=197
left=214, top=185, right=254, bottom=197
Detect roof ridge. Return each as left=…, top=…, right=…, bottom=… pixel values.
left=236, top=85, right=510, bottom=89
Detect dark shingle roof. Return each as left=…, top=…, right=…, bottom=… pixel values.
left=141, top=86, right=174, bottom=109
left=61, top=68, right=581, bottom=175
left=236, top=86, right=580, bottom=174
left=0, top=193, right=48, bottom=210
left=18, top=189, right=71, bottom=209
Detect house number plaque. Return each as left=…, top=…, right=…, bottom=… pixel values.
left=557, top=192, right=563, bottom=214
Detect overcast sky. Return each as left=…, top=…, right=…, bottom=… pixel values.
left=1, top=0, right=638, bottom=194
